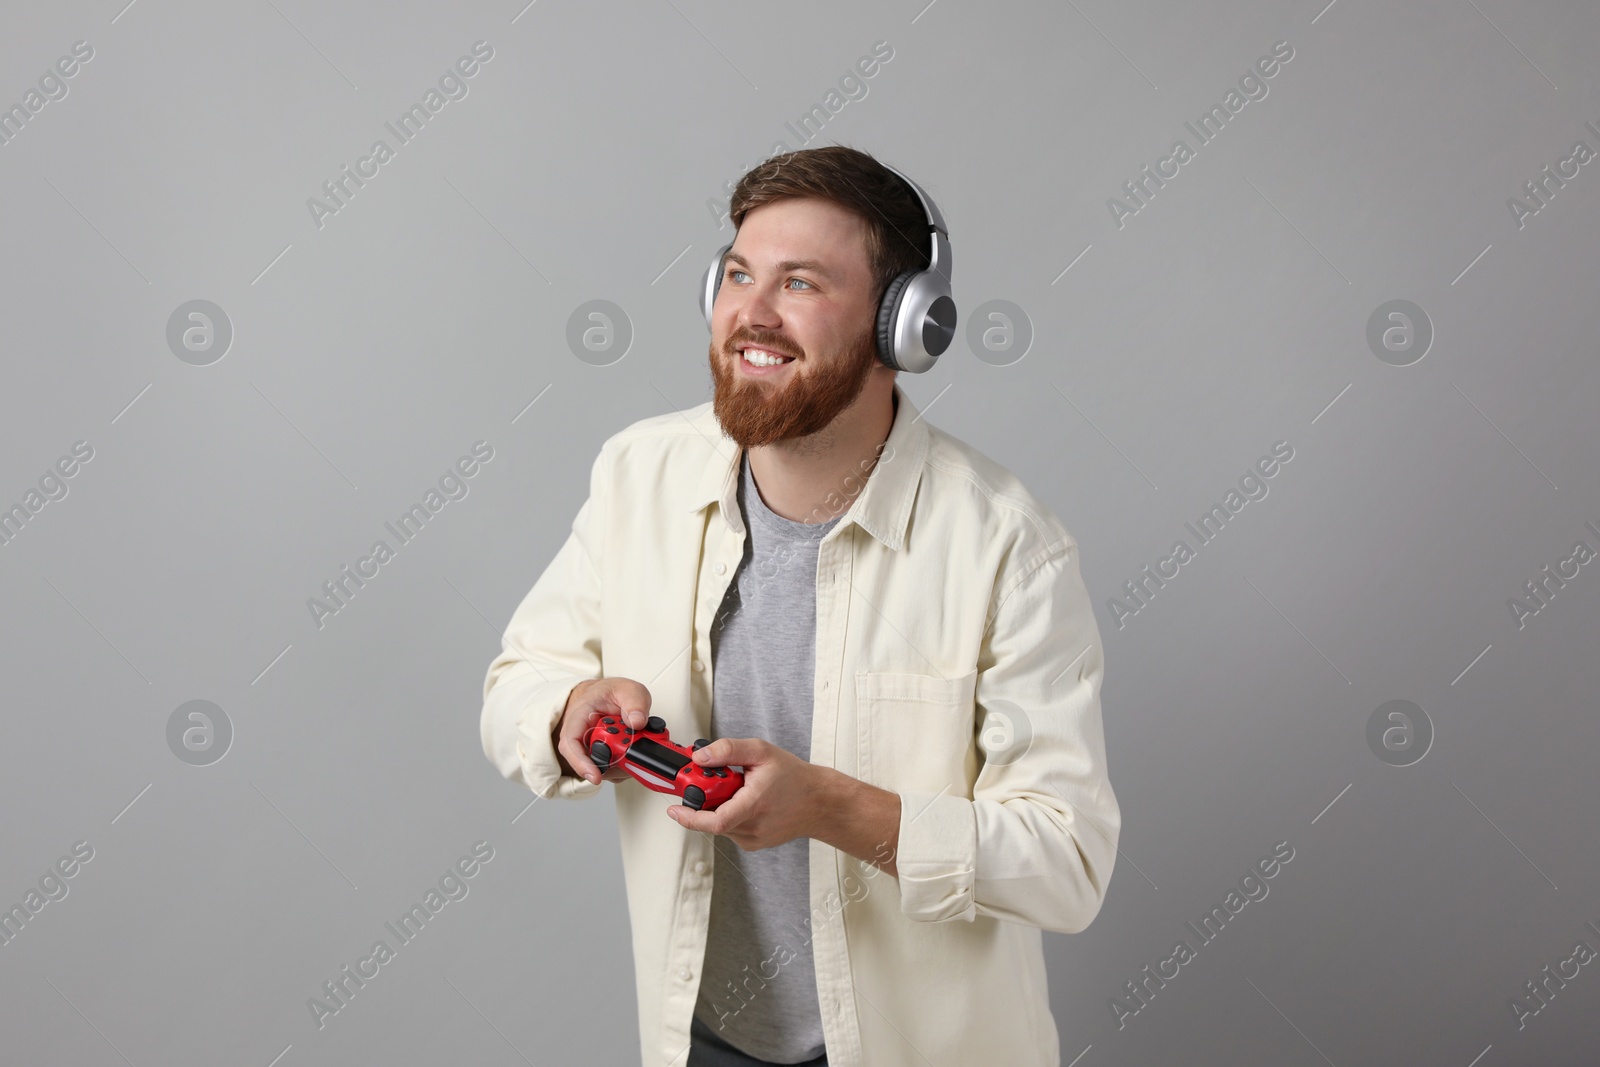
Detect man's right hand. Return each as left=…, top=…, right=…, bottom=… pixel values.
left=553, top=677, right=653, bottom=786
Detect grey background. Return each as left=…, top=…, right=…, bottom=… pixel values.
left=2, top=1, right=1597, bottom=1064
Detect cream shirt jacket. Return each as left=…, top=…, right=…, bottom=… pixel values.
left=480, top=382, right=1120, bottom=1067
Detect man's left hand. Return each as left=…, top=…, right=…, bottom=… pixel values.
left=666, top=738, right=822, bottom=849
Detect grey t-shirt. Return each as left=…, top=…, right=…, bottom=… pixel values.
left=692, top=452, right=839, bottom=1063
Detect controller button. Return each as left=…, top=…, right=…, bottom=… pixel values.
left=606, top=726, right=619, bottom=734
left=601, top=717, right=615, bottom=725
left=646, top=716, right=666, bottom=734
left=693, top=738, right=711, bottom=751
left=683, top=785, right=706, bottom=811
left=589, top=740, right=612, bottom=771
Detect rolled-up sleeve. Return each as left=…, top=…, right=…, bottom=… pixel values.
left=894, top=541, right=1120, bottom=933
left=479, top=445, right=610, bottom=802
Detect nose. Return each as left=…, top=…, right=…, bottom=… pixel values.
left=734, top=281, right=782, bottom=336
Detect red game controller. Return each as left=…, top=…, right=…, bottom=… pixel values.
left=581, top=714, right=744, bottom=811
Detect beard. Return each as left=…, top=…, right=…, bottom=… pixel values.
left=709, top=321, right=881, bottom=450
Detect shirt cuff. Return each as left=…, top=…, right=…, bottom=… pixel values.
left=514, top=679, right=604, bottom=801
left=894, top=788, right=977, bottom=922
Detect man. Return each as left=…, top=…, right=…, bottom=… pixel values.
left=480, top=146, right=1120, bottom=1067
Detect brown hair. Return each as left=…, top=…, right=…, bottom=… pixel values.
left=727, top=145, right=930, bottom=303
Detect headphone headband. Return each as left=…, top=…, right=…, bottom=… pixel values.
left=880, top=162, right=951, bottom=283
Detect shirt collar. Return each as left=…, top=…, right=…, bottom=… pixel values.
left=686, top=380, right=930, bottom=551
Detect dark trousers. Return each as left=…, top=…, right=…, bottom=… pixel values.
left=687, top=1013, right=828, bottom=1067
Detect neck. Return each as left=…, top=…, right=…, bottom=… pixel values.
left=746, top=381, right=897, bottom=524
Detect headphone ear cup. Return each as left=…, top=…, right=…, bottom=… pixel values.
left=702, top=243, right=731, bottom=330
left=875, top=272, right=915, bottom=370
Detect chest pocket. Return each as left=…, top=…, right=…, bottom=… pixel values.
left=854, top=667, right=980, bottom=795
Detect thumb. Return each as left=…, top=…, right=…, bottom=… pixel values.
left=596, top=678, right=651, bottom=730
left=694, top=737, right=760, bottom=767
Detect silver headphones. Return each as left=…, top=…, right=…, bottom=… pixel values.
left=699, top=162, right=956, bottom=374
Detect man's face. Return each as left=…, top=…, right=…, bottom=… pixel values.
left=708, top=197, right=889, bottom=450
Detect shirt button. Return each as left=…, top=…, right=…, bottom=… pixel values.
left=692, top=659, right=704, bottom=672
left=694, top=861, right=707, bottom=875
left=715, top=562, right=727, bottom=575
left=678, top=966, right=693, bottom=981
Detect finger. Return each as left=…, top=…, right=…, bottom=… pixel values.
left=557, top=734, right=601, bottom=785
left=691, top=739, right=727, bottom=766
left=668, top=805, right=724, bottom=834
left=559, top=707, right=596, bottom=747
left=672, top=784, right=753, bottom=831
left=603, top=679, right=653, bottom=730
left=692, top=737, right=759, bottom=768
left=556, top=742, right=595, bottom=783
left=559, top=703, right=615, bottom=783
left=562, top=708, right=600, bottom=743
left=583, top=696, right=640, bottom=732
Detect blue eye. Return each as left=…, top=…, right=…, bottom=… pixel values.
left=724, top=268, right=814, bottom=290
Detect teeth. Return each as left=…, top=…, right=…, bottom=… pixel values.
left=742, top=348, right=794, bottom=367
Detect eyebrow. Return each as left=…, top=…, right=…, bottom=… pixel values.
left=723, top=250, right=838, bottom=282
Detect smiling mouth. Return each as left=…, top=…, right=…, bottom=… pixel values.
left=736, top=345, right=798, bottom=368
